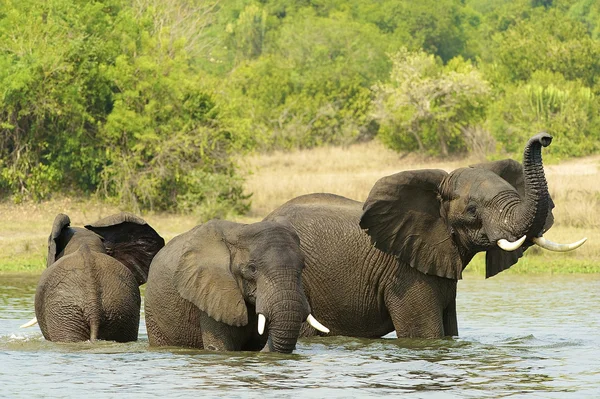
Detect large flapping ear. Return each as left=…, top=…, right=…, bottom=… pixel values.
left=173, top=221, right=248, bottom=327
left=360, top=169, right=464, bottom=280
left=47, top=213, right=72, bottom=268
left=85, top=212, right=165, bottom=285
left=470, top=159, right=555, bottom=278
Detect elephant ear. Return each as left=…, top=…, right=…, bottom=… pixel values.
left=360, top=169, right=464, bottom=280
left=47, top=213, right=73, bottom=268
left=84, top=212, right=165, bottom=285
left=173, top=222, right=248, bottom=327
left=470, top=159, right=555, bottom=278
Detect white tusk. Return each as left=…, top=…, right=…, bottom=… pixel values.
left=533, top=236, right=587, bottom=252
left=20, top=317, right=38, bottom=328
left=307, top=314, right=330, bottom=334
left=257, top=313, right=266, bottom=335
left=497, top=235, right=527, bottom=251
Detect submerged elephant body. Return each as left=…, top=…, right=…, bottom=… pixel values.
left=145, top=219, right=327, bottom=353
left=268, top=194, right=457, bottom=338
left=34, top=213, right=165, bottom=343
left=266, top=133, right=585, bottom=339
left=144, top=231, right=263, bottom=350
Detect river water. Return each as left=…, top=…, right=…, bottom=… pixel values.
left=1, top=273, right=598, bottom=398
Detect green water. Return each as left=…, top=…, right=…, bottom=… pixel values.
left=1, top=273, right=599, bottom=398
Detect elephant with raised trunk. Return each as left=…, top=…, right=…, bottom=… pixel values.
left=266, top=133, right=586, bottom=339
left=144, top=219, right=328, bottom=353
left=25, top=212, right=165, bottom=342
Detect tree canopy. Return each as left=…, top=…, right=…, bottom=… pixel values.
left=1, top=0, right=599, bottom=212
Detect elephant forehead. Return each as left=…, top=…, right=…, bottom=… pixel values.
left=241, top=222, right=298, bottom=244
left=449, top=168, right=516, bottom=198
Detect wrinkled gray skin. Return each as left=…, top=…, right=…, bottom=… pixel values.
left=144, top=219, right=310, bottom=353
left=35, top=213, right=165, bottom=342
left=266, top=133, right=555, bottom=339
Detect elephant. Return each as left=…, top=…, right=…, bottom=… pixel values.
left=22, top=212, right=165, bottom=342
left=144, top=219, right=328, bottom=353
left=265, top=133, right=586, bottom=339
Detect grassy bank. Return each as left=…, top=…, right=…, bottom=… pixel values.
left=1, top=141, right=599, bottom=275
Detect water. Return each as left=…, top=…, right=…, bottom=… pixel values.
left=1, top=273, right=599, bottom=398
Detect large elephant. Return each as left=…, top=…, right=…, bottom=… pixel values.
left=265, top=133, right=586, bottom=339
left=25, top=212, right=165, bottom=342
left=144, top=219, right=328, bottom=353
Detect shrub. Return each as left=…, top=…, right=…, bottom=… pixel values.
left=372, top=49, right=491, bottom=156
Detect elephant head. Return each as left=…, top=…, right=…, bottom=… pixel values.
left=173, top=219, right=327, bottom=353
left=360, top=132, right=586, bottom=279
left=48, top=212, right=165, bottom=284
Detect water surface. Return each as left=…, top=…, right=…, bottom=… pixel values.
left=1, top=273, right=599, bottom=398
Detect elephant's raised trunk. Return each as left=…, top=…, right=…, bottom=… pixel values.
left=514, top=132, right=552, bottom=239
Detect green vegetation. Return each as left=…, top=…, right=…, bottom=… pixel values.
left=5, top=245, right=599, bottom=275
left=1, top=0, right=600, bottom=213
left=465, top=252, right=600, bottom=276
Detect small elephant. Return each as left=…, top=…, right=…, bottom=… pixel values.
left=144, top=219, right=328, bottom=353
left=26, top=212, right=164, bottom=342
left=265, top=133, right=586, bottom=339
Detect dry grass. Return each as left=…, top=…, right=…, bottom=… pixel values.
left=1, top=140, right=599, bottom=273
left=242, top=141, right=480, bottom=218
left=0, top=198, right=201, bottom=272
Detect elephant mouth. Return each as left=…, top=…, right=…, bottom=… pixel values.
left=255, top=312, right=330, bottom=353
left=257, top=313, right=329, bottom=336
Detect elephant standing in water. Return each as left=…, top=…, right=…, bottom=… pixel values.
left=24, top=213, right=165, bottom=342
left=144, top=219, right=328, bottom=353
left=266, top=133, right=586, bottom=339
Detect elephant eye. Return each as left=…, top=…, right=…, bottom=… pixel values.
left=247, top=264, right=257, bottom=274
left=466, top=203, right=477, bottom=216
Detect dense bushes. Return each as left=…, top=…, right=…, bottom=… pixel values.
left=0, top=0, right=249, bottom=216
left=372, top=49, right=490, bottom=156
left=1, top=0, right=600, bottom=212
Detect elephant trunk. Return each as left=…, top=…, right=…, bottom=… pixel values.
left=512, top=133, right=552, bottom=239
left=256, top=274, right=310, bottom=354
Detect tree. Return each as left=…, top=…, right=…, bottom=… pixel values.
left=373, top=49, right=491, bottom=156
left=0, top=0, right=249, bottom=217
left=488, top=70, right=600, bottom=157
left=490, top=8, right=600, bottom=88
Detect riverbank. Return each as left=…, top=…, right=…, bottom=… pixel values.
left=1, top=141, right=598, bottom=274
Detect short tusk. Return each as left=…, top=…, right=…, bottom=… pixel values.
left=497, top=235, right=527, bottom=251
left=20, top=317, right=38, bottom=328
left=307, top=314, right=330, bottom=334
left=257, top=313, right=266, bottom=335
left=533, top=236, right=587, bottom=252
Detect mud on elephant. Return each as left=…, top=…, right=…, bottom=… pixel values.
left=144, top=219, right=328, bottom=353
left=24, top=212, right=165, bottom=342
left=265, top=133, right=586, bottom=339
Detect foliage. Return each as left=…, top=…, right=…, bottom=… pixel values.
left=489, top=8, right=600, bottom=87
left=2, top=0, right=600, bottom=209
left=372, top=49, right=491, bottom=156
left=0, top=0, right=249, bottom=217
left=569, top=0, right=600, bottom=40
left=488, top=71, right=600, bottom=158
left=222, top=8, right=387, bottom=150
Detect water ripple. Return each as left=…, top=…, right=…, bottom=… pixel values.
left=0, top=274, right=599, bottom=398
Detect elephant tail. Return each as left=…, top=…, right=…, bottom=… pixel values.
left=79, top=244, right=102, bottom=342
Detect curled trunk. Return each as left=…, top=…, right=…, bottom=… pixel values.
left=513, top=133, right=552, bottom=238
